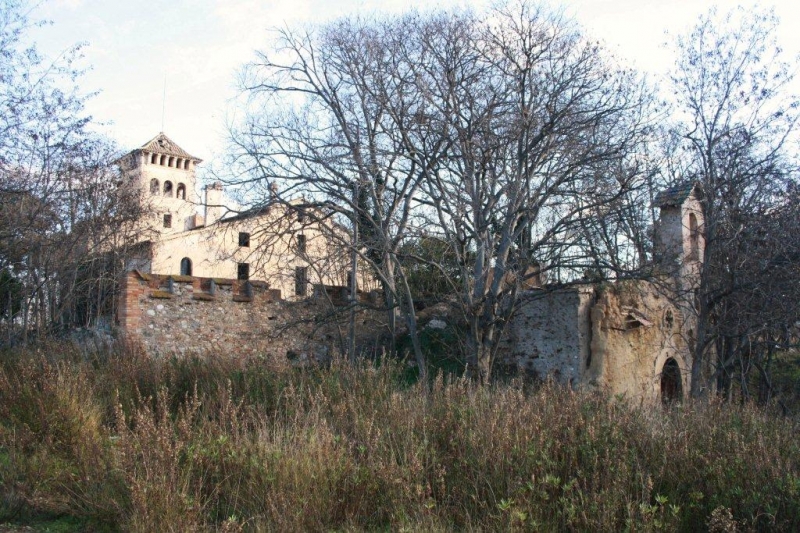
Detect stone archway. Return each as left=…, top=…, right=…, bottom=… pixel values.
left=660, top=358, right=682, bottom=403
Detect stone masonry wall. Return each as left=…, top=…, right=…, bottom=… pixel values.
left=501, top=288, right=594, bottom=386
left=117, top=271, right=383, bottom=366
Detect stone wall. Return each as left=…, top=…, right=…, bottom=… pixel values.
left=501, top=280, right=693, bottom=403
left=117, top=271, right=384, bottom=365
left=501, top=288, right=594, bottom=386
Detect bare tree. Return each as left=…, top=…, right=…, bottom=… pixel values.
left=230, top=12, right=468, bottom=373
left=230, top=2, right=656, bottom=380
left=0, top=1, right=144, bottom=342
left=414, top=2, right=656, bottom=380
left=668, top=6, right=799, bottom=398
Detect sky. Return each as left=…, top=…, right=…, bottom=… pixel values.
left=32, top=0, right=800, bottom=177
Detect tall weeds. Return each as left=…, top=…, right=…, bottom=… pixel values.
left=0, top=343, right=798, bottom=531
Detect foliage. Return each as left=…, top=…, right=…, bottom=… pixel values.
left=1, top=344, right=799, bottom=531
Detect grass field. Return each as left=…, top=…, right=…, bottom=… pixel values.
left=1, top=343, right=798, bottom=531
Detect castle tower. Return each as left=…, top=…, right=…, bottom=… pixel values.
left=117, top=132, right=203, bottom=233
left=653, top=182, right=705, bottom=290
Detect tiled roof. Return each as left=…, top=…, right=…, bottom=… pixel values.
left=138, top=132, right=201, bottom=161
left=653, top=183, right=697, bottom=208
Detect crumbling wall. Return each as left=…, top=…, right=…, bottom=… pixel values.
left=501, top=281, right=693, bottom=402
left=586, top=281, right=692, bottom=402
left=501, top=288, right=594, bottom=386
left=117, top=271, right=384, bottom=365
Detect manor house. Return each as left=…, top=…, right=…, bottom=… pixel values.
left=115, top=132, right=351, bottom=299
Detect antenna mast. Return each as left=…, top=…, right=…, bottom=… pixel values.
left=161, top=76, right=167, bottom=132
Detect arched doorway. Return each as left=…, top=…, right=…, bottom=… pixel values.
left=660, top=358, right=682, bottom=403
left=180, top=257, right=192, bottom=276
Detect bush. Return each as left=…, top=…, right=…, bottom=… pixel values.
left=0, top=343, right=798, bottom=530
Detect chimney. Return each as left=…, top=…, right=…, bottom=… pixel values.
left=204, top=182, right=224, bottom=226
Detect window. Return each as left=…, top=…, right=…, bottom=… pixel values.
left=180, top=257, right=192, bottom=276
left=237, top=263, right=250, bottom=281
left=150, top=178, right=159, bottom=195
left=688, top=213, right=699, bottom=260
left=163, top=214, right=172, bottom=228
left=163, top=181, right=173, bottom=197
left=295, top=266, right=308, bottom=296
left=176, top=183, right=186, bottom=200
left=150, top=153, right=157, bottom=164
left=238, top=232, right=251, bottom=247
left=297, top=209, right=306, bottom=223
left=297, top=234, right=306, bottom=254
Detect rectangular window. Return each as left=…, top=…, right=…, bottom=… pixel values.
left=297, top=234, right=307, bottom=254
left=238, top=232, right=250, bottom=247
left=295, top=266, right=308, bottom=296
left=237, top=263, right=250, bottom=281
left=163, top=214, right=172, bottom=228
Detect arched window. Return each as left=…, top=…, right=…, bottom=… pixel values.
left=168, top=156, right=175, bottom=167
left=150, top=153, right=157, bottom=164
left=163, top=181, right=173, bottom=197
left=660, top=358, right=682, bottom=404
left=150, top=178, right=159, bottom=195
left=180, top=257, right=192, bottom=276
left=176, top=183, right=186, bottom=200
left=688, top=213, right=699, bottom=260
left=159, top=154, right=166, bottom=166
left=184, top=160, right=190, bottom=170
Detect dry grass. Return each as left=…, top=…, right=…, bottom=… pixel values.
left=0, top=342, right=798, bottom=531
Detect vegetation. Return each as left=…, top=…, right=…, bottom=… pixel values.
left=1, top=343, right=798, bottom=531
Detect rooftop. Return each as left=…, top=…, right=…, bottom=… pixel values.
left=653, top=183, right=699, bottom=208
left=137, top=132, right=201, bottom=162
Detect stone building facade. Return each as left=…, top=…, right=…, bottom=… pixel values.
left=116, top=132, right=356, bottom=300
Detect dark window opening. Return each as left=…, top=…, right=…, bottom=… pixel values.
left=297, top=234, right=306, bottom=254
left=176, top=183, right=186, bottom=200
left=163, top=181, right=173, bottom=197
left=660, top=358, right=683, bottom=404
left=237, top=263, right=250, bottom=281
left=664, top=310, right=674, bottom=329
left=150, top=178, right=159, bottom=195
left=180, top=257, right=192, bottom=276
left=688, top=212, right=699, bottom=260
left=239, top=232, right=251, bottom=247
left=163, top=214, right=172, bottom=228
left=295, top=266, right=308, bottom=296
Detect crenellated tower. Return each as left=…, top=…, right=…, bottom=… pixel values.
left=117, top=132, right=204, bottom=234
